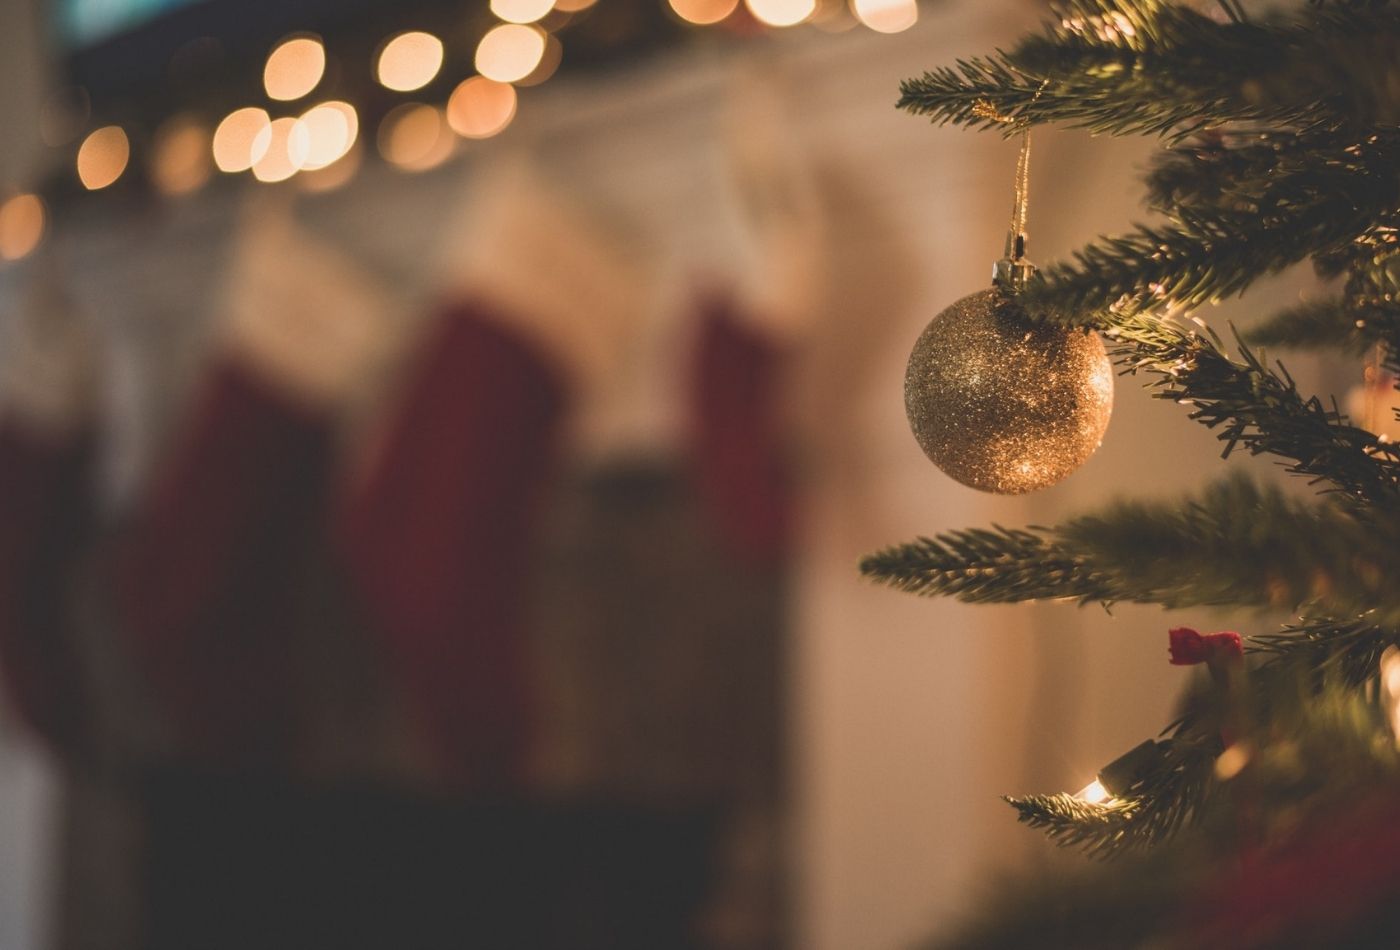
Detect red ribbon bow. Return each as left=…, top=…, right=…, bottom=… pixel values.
left=1168, top=627, right=1243, bottom=665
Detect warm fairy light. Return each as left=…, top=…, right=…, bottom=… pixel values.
left=0, top=194, right=45, bottom=262
left=213, top=107, right=272, bottom=172
left=554, top=0, right=598, bottom=10
left=376, top=31, right=445, bottom=92
left=151, top=115, right=213, bottom=196
left=76, top=126, right=130, bottom=190
left=296, top=101, right=359, bottom=170
left=1062, top=12, right=1138, bottom=46
left=298, top=143, right=363, bottom=193
left=745, top=0, right=816, bottom=26
left=378, top=103, right=455, bottom=172
left=670, top=0, right=739, bottom=24
left=446, top=78, right=518, bottom=139
left=850, top=0, right=916, bottom=33
left=263, top=36, right=326, bottom=101
left=1213, top=744, right=1251, bottom=782
left=251, top=117, right=310, bottom=183
left=1075, top=778, right=1112, bottom=805
left=475, top=24, right=546, bottom=83
left=516, top=34, right=562, bottom=87
left=491, top=0, right=555, bottom=24
left=1382, top=646, right=1400, bottom=743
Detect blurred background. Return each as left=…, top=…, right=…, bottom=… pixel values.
left=0, top=0, right=1342, bottom=947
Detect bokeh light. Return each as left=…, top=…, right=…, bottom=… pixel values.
left=151, top=115, right=213, bottom=196
left=251, top=117, right=310, bottom=183
left=745, top=0, right=816, bottom=26
left=670, top=0, right=739, bottom=25
left=850, top=0, right=916, bottom=33
left=264, top=36, right=326, bottom=101
left=475, top=24, right=546, bottom=83
left=376, top=31, right=445, bottom=92
left=446, top=77, right=518, bottom=139
left=296, top=101, right=359, bottom=170
left=491, top=0, right=555, bottom=24
left=213, top=107, right=272, bottom=173
left=0, top=194, right=45, bottom=262
left=553, top=0, right=598, bottom=10
left=76, top=126, right=130, bottom=190
left=378, top=103, right=455, bottom=173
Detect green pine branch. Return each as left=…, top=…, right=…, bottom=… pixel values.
left=881, top=0, right=1400, bottom=892
left=1251, top=612, right=1400, bottom=687
left=1005, top=612, right=1400, bottom=857
left=1244, top=300, right=1372, bottom=353
left=897, top=2, right=1400, bottom=140
left=856, top=527, right=1113, bottom=605
left=1020, top=132, right=1400, bottom=321
left=1104, top=314, right=1400, bottom=504
left=1007, top=733, right=1220, bottom=856
left=861, top=476, right=1400, bottom=619
left=950, top=672, right=1400, bottom=945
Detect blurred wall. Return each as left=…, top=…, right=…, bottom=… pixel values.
left=0, top=5, right=61, bottom=947
left=0, top=2, right=1330, bottom=949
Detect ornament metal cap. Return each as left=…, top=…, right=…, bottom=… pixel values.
left=993, top=230, right=1036, bottom=290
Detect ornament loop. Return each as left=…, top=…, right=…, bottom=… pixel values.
left=992, top=77, right=1049, bottom=291
left=994, top=130, right=1037, bottom=291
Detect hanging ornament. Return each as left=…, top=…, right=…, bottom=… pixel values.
left=904, top=129, right=1113, bottom=494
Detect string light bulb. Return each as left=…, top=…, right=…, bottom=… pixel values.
left=213, top=107, right=273, bottom=173
left=76, top=126, right=130, bottom=190
left=447, top=78, right=517, bottom=139
left=475, top=24, right=546, bottom=83
left=1074, top=779, right=1112, bottom=805
left=295, top=101, right=359, bottom=170
left=850, top=0, right=916, bottom=33
left=251, top=117, right=310, bottom=182
left=744, top=0, right=816, bottom=27
left=1073, top=740, right=1162, bottom=807
left=1381, top=646, right=1400, bottom=743
left=377, top=31, right=445, bottom=92
left=263, top=35, right=326, bottom=101
left=0, top=193, right=46, bottom=262
left=670, top=0, right=740, bottom=24
left=491, top=0, right=556, bottom=24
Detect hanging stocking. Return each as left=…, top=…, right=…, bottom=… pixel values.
left=690, top=295, right=793, bottom=564
left=340, top=159, right=638, bottom=790
left=0, top=271, right=96, bottom=755
left=118, top=203, right=397, bottom=764
left=691, top=65, right=826, bottom=564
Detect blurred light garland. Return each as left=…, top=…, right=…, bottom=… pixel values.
left=2, top=0, right=926, bottom=263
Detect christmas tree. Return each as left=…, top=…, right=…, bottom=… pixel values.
left=861, top=1, right=1400, bottom=944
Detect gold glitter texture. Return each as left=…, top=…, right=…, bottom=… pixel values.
left=904, top=288, right=1113, bottom=494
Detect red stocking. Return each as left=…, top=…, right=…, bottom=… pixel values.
left=689, top=294, right=793, bottom=565
left=119, top=362, right=333, bottom=763
left=339, top=302, right=566, bottom=790
left=117, top=202, right=393, bottom=765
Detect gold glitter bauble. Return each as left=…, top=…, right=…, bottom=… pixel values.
left=904, top=287, right=1114, bottom=494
